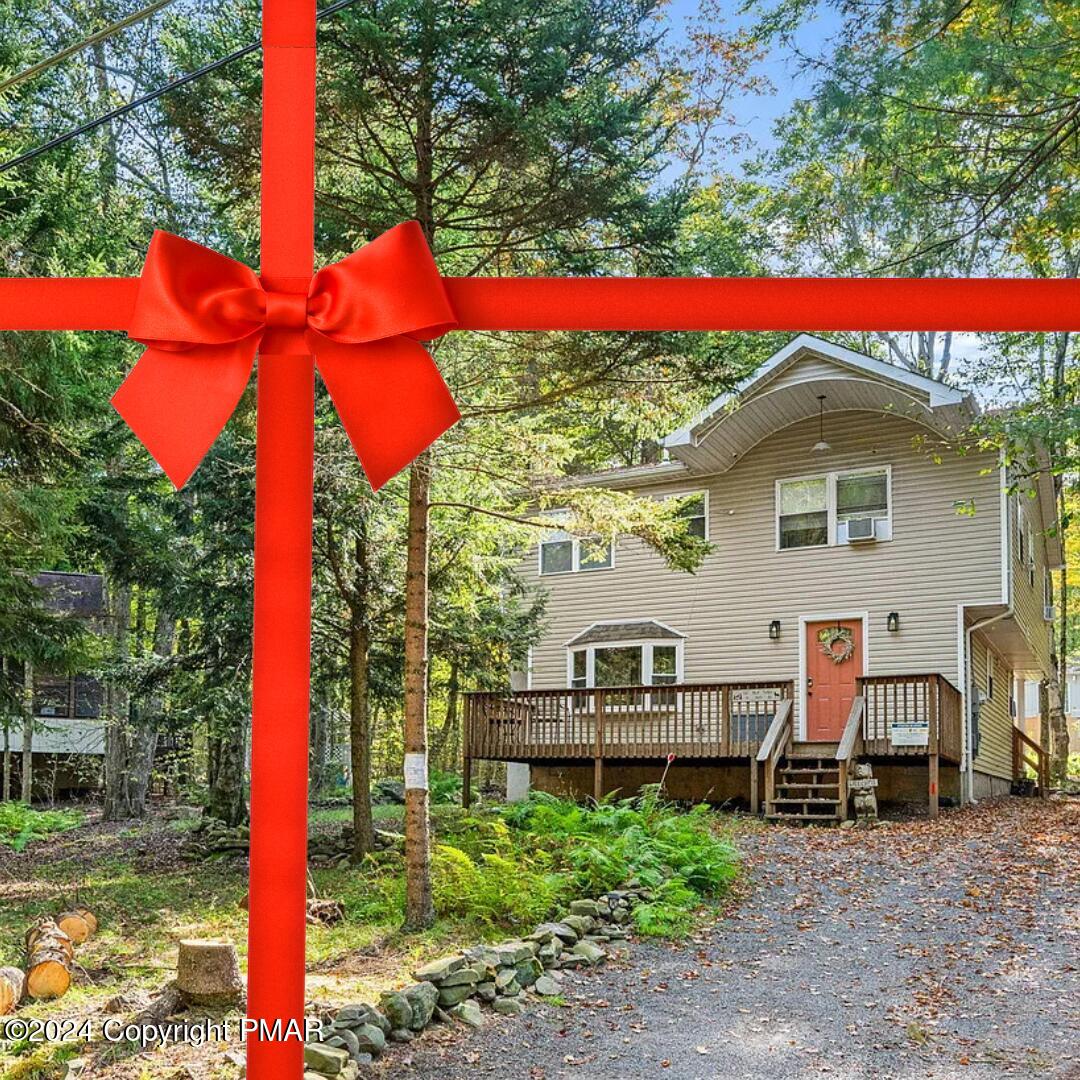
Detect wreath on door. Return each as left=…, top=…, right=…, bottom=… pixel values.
left=817, top=625, right=855, bottom=664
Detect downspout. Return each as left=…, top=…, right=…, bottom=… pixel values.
left=963, top=455, right=1014, bottom=802
left=964, top=609, right=1011, bottom=803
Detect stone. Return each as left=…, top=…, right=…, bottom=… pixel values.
left=378, top=991, right=413, bottom=1031
left=304, top=1043, right=350, bottom=1075
left=352, top=1023, right=386, bottom=1056
left=475, top=981, right=497, bottom=1003
left=374, top=778, right=406, bottom=803
left=492, top=940, right=536, bottom=966
left=414, top=955, right=465, bottom=983
left=403, top=980, right=440, bottom=1030
left=389, top=1028, right=415, bottom=1043
left=492, top=996, right=524, bottom=1016
left=440, top=964, right=484, bottom=987
left=327, top=1030, right=360, bottom=1057
left=532, top=921, right=578, bottom=945
left=533, top=975, right=562, bottom=997
left=562, top=914, right=594, bottom=936
left=569, top=899, right=602, bottom=918
left=463, top=944, right=502, bottom=968
left=515, top=957, right=543, bottom=987
left=558, top=953, right=586, bottom=969
left=437, top=983, right=476, bottom=1007
left=304, top=1073, right=325, bottom=1080
left=449, top=1000, right=484, bottom=1028
left=340, top=1065, right=360, bottom=1080
left=611, top=907, right=629, bottom=924
left=494, top=968, right=518, bottom=992
left=537, top=940, right=562, bottom=967
left=571, top=940, right=606, bottom=965
left=61, top=1062, right=86, bottom=1080
left=335, top=1003, right=390, bottom=1034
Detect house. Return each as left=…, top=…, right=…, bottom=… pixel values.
left=463, top=336, right=1062, bottom=819
left=3, top=572, right=106, bottom=796
left=1022, top=661, right=1080, bottom=754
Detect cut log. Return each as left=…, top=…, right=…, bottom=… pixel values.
left=26, top=947, right=72, bottom=1000
left=24, top=919, right=74, bottom=1001
left=75, top=907, right=99, bottom=936
left=25, top=919, right=74, bottom=962
left=175, top=939, right=243, bottom=1007
left=56, top=911, right=92, bottom=944
left=0, top=966, right=26, bottom=1014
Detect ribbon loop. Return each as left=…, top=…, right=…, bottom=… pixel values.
left=112, top=221, right=460, bottom=490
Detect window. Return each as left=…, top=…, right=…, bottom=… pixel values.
left=777, top=468, right=891, bottom=550
left=32, top=673, right=101, bottom=719
left=778, top=477, right=828, bottom=549
left=666, top=492, right=708, bottom=539
left=538, top=527, right=613, bottom=575
left=566, top=629, right=684, bottom=689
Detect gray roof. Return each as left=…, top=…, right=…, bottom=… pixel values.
left=566, top=621, right=684, bottom=648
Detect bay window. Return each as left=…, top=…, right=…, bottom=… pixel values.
left=566, top=622, right=685, bottom=689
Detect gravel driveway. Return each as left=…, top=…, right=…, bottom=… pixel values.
left=377, top=797, right=1080, bottom=1080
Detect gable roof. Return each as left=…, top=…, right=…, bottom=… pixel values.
left=565, top=620, right=686, bottom=648
left=659, top=334, right=978, bottom=475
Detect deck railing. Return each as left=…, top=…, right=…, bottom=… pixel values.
left=1012, top=726, right=1049, bottom=795
left=464, top=680, right=795, bottom=763
left=857, top=673, right=963, bottom=764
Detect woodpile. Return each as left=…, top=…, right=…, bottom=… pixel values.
left=0, top=966, right=26, bottom=1015
left=6, top=906, right=99, bottom=1007
left=24, top=919, right=73, bottom=1000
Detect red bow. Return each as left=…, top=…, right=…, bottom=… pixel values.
left=112, top=221, right=460, bottom=490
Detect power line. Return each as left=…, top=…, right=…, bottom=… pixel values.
left=0, top=0, right=361, bottom=175
left=0, top=0, right=177, bottom=95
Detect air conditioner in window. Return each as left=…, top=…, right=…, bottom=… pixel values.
left=1044, top=604, right=1057, bottom=622
left=844, top=516, right=878, bottom=543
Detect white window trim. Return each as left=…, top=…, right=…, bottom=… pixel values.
left=662, top=489, right=709, bottom=541
left=537, top=512, right=615, bottom=576
left=566, top=636, right=685, bottom=689
left=776, top=466, right=893, bottom=552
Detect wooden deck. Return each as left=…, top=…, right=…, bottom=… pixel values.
left=464, top=673, right=964, bottom=819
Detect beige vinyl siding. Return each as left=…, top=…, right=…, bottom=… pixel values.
left=1011, top=490, right=1053, bottom=676
left=971, top=634, right=1014, bottom=780
left=523, top=411, right=1002, bottom=733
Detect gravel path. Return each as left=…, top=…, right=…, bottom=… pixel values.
left=377, top=798, right=1080, bottom=1080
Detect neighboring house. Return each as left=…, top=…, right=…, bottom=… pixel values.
left=3, top=572, right=105, bottom=795
left=1022, top=661, right=1080, bottom=754
left=464, top=335, right=1062, bottom=819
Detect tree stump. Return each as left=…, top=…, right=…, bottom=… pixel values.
left=0, top=966, right=26, bottom=1014
left=175, top=940, right=243, bottom=1007
left=24, top=920, right=73, bottom=1000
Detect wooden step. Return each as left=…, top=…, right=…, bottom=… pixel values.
left=781, top=767, right=839, bottom=777
left=766, top=811, right=843, bottom=822
left=771, top=797, right=841, bottom=806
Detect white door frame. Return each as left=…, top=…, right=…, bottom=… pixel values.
left=798, top=611, right=870, bottom=741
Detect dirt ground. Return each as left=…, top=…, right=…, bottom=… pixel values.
left=379, top=797, right=1080, bottom=1080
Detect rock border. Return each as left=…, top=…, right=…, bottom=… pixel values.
left=302, top=890, right=645, bottom=1078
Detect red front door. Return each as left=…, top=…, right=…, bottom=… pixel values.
left=805, top=619, right=862, bottom=741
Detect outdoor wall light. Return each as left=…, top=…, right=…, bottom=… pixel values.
left=887, top=611, right=900, bottom=632
left=769, top=620, right=781, bottom=640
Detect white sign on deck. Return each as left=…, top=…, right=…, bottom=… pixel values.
left=849, top=777, right=879, bottom=791
left=890, top=720, right=929, bottom=747
left=732, top=688, right=782, bottom=703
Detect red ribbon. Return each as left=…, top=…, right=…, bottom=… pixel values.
left=112, top=221, right=459, bottom=490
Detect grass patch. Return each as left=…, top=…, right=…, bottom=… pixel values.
left=0, top=803, right=83, bottom=852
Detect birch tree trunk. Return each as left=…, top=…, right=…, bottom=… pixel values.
left=403, top=451, right=434, bottom=927
left=20, top=661, right=33, bottom=803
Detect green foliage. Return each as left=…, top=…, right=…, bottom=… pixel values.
left=0, top=802, right=82, bottom=852
left=501, top=786, right=739, bottom=935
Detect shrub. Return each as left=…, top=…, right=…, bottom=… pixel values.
left=500, top=786, right=738, bottom=935
left=0, top=803, right=82, bottom=853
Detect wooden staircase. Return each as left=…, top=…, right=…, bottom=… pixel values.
left=767, top=748, right=844, bottom=821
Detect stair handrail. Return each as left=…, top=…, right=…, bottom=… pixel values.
left=756, top=699, right=793, bottom=816
left=1012, top=725, right=1050, bottom=796
left=835, top=696, right=865, bottom=822
left=756, top=698, right=793, bottom=763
